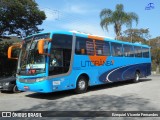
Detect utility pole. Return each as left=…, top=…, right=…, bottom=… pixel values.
left=146, top=28, right=150, bottom=45
left=130, top=29, right=133, bottom=43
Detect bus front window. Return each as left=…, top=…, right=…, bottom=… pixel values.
left=18, top=33, right=50, bottom=75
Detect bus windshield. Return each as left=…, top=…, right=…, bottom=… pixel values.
left=18, top=33, right=50, bottom=75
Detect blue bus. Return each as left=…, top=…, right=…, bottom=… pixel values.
left=8, top=31, right=151, bottom=93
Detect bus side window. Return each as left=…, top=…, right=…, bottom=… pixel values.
left=75, top=37, right=94, bottom=55
left=142, top=47, right=149, bottom=58
left=75, top=38, right=87, bottom=55
left=95, top=40, right=110, bottom=56
left=86, top=40, right=94, bottom=55
left=134, top=46, right=142, bottom=57
left=111, top=43, right=123, bottom=57
left=123, top=44, right=134, bottom=57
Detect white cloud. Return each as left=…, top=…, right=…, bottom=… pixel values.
left=64, top=5, right=88, bottom=14
left=61, top=2, right=98, bottom=14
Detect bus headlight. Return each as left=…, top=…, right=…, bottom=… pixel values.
left=36, top=78, right=45, bottom=82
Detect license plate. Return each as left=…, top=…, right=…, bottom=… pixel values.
left=53, top=81, right=60, bottom=85
left=24, top=86, right=29, bottom=90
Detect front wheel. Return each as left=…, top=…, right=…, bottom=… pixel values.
left=75, top=76, right=88, bottom=94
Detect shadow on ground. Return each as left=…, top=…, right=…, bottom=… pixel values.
left=23, top=94, right=155, bottom=111
left=23, top=79, right=155, bottom=111
left=1, top=79, right=156, bottom=120
left=20, top=89, right=157, bottom=119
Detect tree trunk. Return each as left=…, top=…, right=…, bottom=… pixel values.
left=114, top=23, right=121, bottom=40
left=156, top=64, right=160, bottom=74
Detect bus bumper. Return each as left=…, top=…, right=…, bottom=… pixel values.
left=16, top=80, right=53, bottom=93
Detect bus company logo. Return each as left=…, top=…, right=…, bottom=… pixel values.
left=81, top=60, right=114, bottom=67
left=145, top=3, right=154, bottom=10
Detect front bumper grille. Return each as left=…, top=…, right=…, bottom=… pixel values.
left=19, top=79, right=36, bottom=83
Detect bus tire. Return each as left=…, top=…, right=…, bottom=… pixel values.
left=75, top=76, right=88, bottom=94
left=133, top=71, right=140, bottom=83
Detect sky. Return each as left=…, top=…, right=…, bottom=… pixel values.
left=35, top=0, right=160, bottom=39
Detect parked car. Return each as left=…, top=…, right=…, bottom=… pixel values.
left=0, top=76, right=20, bottom=93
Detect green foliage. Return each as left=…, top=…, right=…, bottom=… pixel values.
left=151, top=48, right=160, bottom=64
left=0, top=0, right=46, bottom=37
left=151, top=48, right=160, bottom=73
left=122, top=28, right=151, bottom=44
left=100, top=4, right=138, bottom=39
left=150, top=37, right=160, bottom=47
left=149, top=37, right=160, bottom=73
left=0, top=37, right=21, bottom=77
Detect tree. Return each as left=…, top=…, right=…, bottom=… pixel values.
left=0, top=0, right=46, bottom=37
left=122, top=28, right=151, bottom=44
left=151, top=48, right=160, bottom=74
left=0, top=36, right=22, bottom=77
left=149, top=37, right=160, bottom=47
left=100, top=4, right=138, bottom=39
left=149, top=37, right=160, bottom=74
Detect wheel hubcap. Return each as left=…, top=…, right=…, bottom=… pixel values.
left=79, top=80, right=85, bottom=90
left=136, top=74, right=139, bottom=81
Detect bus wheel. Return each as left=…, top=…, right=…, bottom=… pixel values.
left=133, top=71, right=140, bottom=83
left=75, top=76, right=88, bottom=94
left=13, top=85, right=20, bottom=93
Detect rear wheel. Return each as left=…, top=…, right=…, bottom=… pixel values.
left=133, top=71, right=140, bottom=83
left=75, top=76, right=88, bottom=94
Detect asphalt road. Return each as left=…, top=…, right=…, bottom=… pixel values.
left=0, top=75, right=160, bottom=120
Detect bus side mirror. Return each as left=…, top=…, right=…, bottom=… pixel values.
left=38, top=38, right=51, bottom=55
left=8, top=44, right=22, bottom=59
